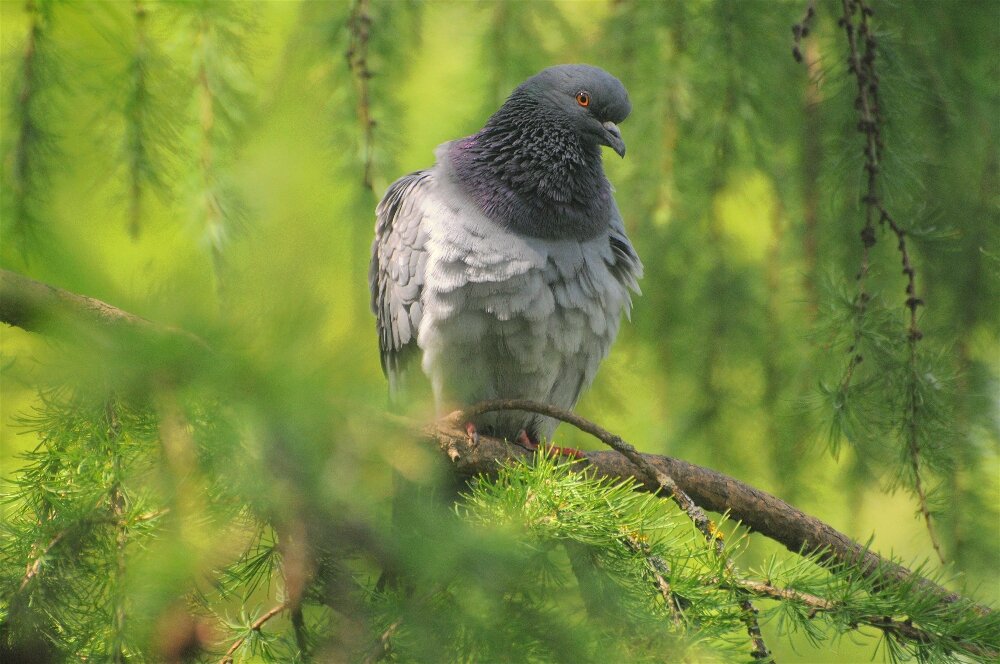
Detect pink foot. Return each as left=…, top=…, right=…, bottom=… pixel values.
left=515, top=429, right=539, bottom=451
left=513, top=430, right=584, bottom=459
left=544, top=445, right=585, bottom=459
left=465, top=421, right=479, bottom=446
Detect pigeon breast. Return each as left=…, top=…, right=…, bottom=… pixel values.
left=412, top=145, right=639, bottom=441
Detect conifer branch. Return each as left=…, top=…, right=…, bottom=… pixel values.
left=730, top=578, right=997, bottom=660
left=18, top=531, right=64, bottom=594
left=8, top=0, right=54, bottom=254
left=106, top=399, right=129, bottom=663
left=346, top=0, right=375, bottom=191
left=790, top=0, right=817, bottom=64
left=456, top=401, right=777, bottom=659
left=185, top=3, right=253, bottom=295
left=94, top=0, right=178, bottom=239
left=833, top=0, right=876, bottom=394
left=436, top=400, right=987, bottom=616
left=362, top=619, right=400, bottom=664
left=835, top=0, right=942, bottom=566
left=0, top=272, right=990, bottom=645
left=126, top=0, right=150, bottom=238
left=195, top=11, right=225, bottom=288
left=738, top=596, right=771, bottom=661
left=219, top=602, right=288, bottom=664
left=733, top=578, right=833, bottom=609
left=0, top=269, right=208, bottom=350
left=13, top=496, right=166, bottom=602
left=622, top=534, right=684, bottom=628
left=276, top=521, right=310, bottom=657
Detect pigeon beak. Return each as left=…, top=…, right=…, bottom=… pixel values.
left=601, top=121, right=626, bottom=158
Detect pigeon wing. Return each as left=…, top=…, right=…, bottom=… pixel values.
left=607, top=204, right=644, bottom=305
left=369, top=170, right=433, bottom=398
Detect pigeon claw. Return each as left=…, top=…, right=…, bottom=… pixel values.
left=513, top=430, right=584, bottom=460
left=465, top=421, right=480, bottom=446
left=514, top=429, right=539, bottom=451
left=543, top=445, right=586, bottom=460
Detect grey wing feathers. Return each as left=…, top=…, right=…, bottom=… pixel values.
left=369, top=170, right=433, bottom=391
left=607, top=210, right=643, bottom=302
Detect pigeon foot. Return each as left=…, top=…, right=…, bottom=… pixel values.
left=514, top=429, right=539, bottom=451
left=543, top=444, right=586, bottom=459
left=514, top=429, right=584, bottom=459
left=464, top=421, right=480, bottom=446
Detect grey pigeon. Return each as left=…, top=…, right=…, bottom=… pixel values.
left=370, top=64, right=642, bottom=447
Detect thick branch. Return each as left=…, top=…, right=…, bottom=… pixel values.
left=434, top=401, right=986, bottom=615
left=0, top=268, right=207, bottom=350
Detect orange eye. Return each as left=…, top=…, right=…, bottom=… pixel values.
left=576, top=91, right=590, bottom=107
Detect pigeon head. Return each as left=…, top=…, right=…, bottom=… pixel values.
left=517, top=64, right=632, bottom=157
left=449, top=64, right=631, bottom=240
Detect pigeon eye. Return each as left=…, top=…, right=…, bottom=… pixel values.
left=576, top=91, right=590, bottom=107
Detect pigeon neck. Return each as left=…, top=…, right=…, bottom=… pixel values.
left=448, top=95, right=612, bottom=240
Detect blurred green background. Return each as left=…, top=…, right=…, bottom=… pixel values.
left=1, top=1, right=997, bottom=661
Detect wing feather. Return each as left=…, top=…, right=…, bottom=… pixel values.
left=607, top=206, right=644, bottom=313
left=369, top=171, right=433, bottom=394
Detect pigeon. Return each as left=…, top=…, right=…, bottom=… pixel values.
left=369, top=64, right=642, bottom=450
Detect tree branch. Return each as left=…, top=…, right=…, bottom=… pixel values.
left=0, top=270, right=990, bottom=629
left=730, top=579, right=996, bottom=660
left=18, top=531, right=64, bottom=594
left=434, top=401, right=987, bottom=616
left=0, top=268, right=208, bottom=349
left=457, top=402, right=772, bottom=660
left=346, top=0, right=375, bottom=192
left=830, top=0, right=942, bottom=566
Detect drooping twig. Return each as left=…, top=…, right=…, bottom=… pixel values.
left=795, top=0, right=941, bottom=566
left=126, top=0, right=150, bottom=238
left=276, top=520, right=311, bottom=658
left=790, top=0, right=817, bottom=64
left=10, top=0, right=53, bottom=255
left=14, top=1, right=42, bottom=205
left=106, top=399, right=129, bottom=664
left=833, top=0, right=880, bottom=393
left=194, top=10, right=225, bottom=291
left=346, top=0, right=375, bottom=191
left=834, top=0, right=942, bottom=566
left=183, top=4, right=254, bottom=299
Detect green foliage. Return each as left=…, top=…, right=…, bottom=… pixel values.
left=1, top=391, right=162, bottom=661
left=1, top=0, right=61, bottom=257
left=0, top=0, right=997, bottom=662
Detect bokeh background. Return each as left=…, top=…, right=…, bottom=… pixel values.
left=1, top=1, right=997, bottom=661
